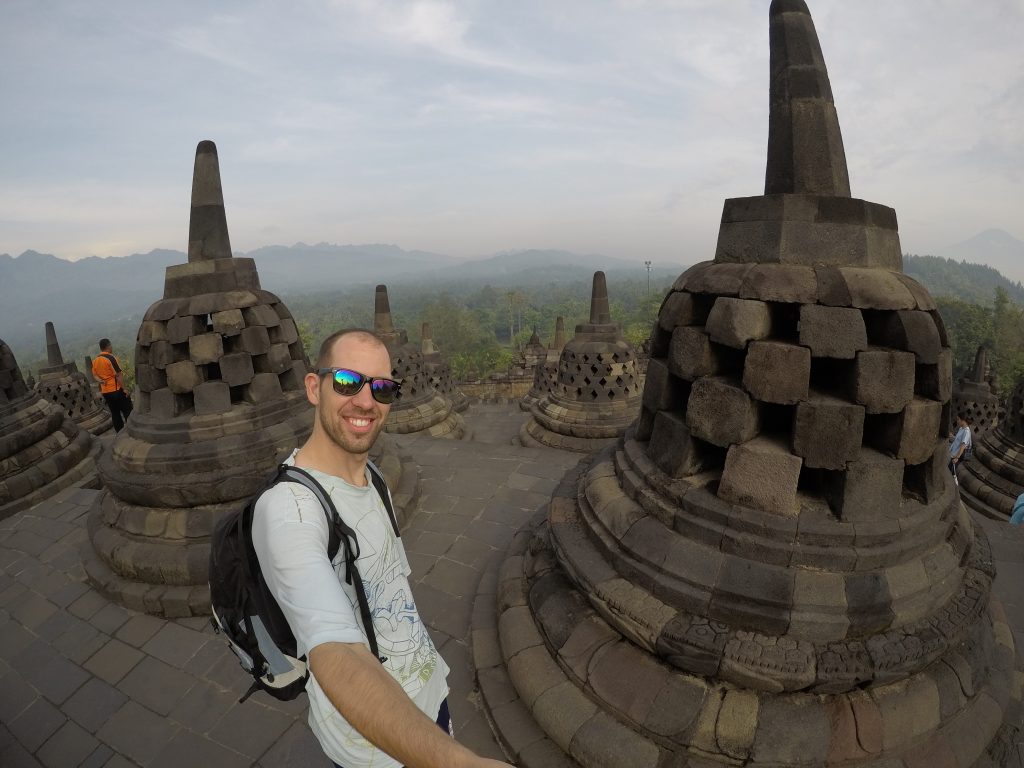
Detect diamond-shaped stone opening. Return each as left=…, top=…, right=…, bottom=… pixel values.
left=589, top=388, right=599, bottom=400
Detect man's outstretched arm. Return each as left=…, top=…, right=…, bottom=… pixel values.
left=310, top=642, right=512, bottom=768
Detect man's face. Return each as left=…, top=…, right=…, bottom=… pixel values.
left=308, top=335, right=393, bottom=456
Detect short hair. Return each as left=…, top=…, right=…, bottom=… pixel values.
left=98, top=338, right=111, bottom=351
left=315, top=329, right=387, bottom=369
left=958, top=413, right=972, bottom=425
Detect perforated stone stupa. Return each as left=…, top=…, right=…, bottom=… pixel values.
left=520, top=274, right=641, bottom=452
left=420, top=322, right=469, bottom=413
left=477, top=2, right=1021, bottom=765
left=520, top=317, right=567, bottom=412
left=960, top=377, right=1024, bottom=522
left=1, top=338, right=99, bottom=520
left=374, top=285, right=465, bottom=438
left=953, top=345, right=1003, bottom=440
left=34, top=322, right=113, bottom=436
left=85, top=140, right=314, bottom=616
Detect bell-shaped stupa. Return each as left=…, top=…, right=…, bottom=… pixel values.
left=477, top=2, right=1020, bottom=764
left=952, top=345, right=1002, bottom=441
left=960, top=375, right=1024, bottom=521
left=1, top=339, right=99, bottom=519
left=374, top=286, right=465, bottom=438
left=419, top=321, right=469, bottom=413
left=34, top=322, right=113, bottom=436
left=519, top=274, right=641, bottom=452
left=85, top=140, right=314, bottom=616
left=519, top=318, right=564, bottom=412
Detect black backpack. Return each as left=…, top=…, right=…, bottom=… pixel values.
left=209, top=461, right=400, bottom=703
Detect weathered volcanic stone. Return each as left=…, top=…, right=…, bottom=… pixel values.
left=851, top=348, right=915, bottom=413
left=419, top=321, right=469, bottom=413
left=84, top=140, right=314, bottom=617
left=374, top=285, right=465, bottom=439
left=705, top=297, right=772, bottom=349
left=521, top=272, right=642, bottom=453
left=742, top=341, right=810, bottom=405
left=686, top=376, right=759, bottom=448
left=798, top=304, right=867, bottom=358
left=34, top=322, right=113, bottom=436
left=481, top=2, right=1016, bottom=766
left=1, top=338, right=99, bottom=520
left=792, top=392, right=864, bottom=469
left=718, top=436, right=802, bottom=517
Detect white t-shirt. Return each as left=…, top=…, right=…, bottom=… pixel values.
left=252, top=451, right=449, bottom=768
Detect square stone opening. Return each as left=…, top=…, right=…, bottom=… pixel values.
left=759, top=402, right=797, bottom=438
left=204, top=362, right=222, bottom=382
left=809, top=357, right=854, bottom=396
left=767, top=301, right=801, bottom=342
left=861, top=309, right=891, bottom=347
left=710, top=341, right=745, bottom=378
left=650, top=323, right=671, bottom=357
left=797, top=465, right=841, bottom=510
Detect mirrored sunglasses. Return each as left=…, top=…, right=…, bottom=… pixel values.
left=316, top=368, right=402, bottom=404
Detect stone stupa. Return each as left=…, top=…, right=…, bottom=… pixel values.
left=522, top=327, right=548, bottom=370
left=960, top=376, right=1024, bottom=521
left=373, top=285, right=465, bottom=439
left=420, top=321, right=469, bottom=413
left=85, top=140, right=314, bottom=616
left=34, top=322, right=113, bottom=436
left=520, top=317, right=567, bottom=412
left=476, top=2, right=1020, bottom=765
left=1, top=338, right=99, bottom=520
left=952, top=345, right=1002, bottom=440
left=519, top=274, right=642, bottom=452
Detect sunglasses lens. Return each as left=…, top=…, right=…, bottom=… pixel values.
left=370, top=379, right=400, bottom=404
left=332, top=369, right=365, bottom=396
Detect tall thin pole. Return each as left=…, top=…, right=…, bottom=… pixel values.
left=644, top=260, right=652, bottom=294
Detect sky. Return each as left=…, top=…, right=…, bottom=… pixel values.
left=1, top=0, right=1022, bottom=266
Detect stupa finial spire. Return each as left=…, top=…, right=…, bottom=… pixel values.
left=374, top=285, right=395, bottom=334
left=187, top=140, right=233, bottom=262
left=45, top=322, right=64, bottom=366
left=589, top=271, right=611, bottom=325
left=765, top=0, right=851, bottom=196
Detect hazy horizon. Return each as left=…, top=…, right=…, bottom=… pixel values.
left=2, top=1, right=1022, bottom=265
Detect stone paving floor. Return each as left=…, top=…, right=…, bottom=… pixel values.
left=1, top=402, right=1022, bottom=766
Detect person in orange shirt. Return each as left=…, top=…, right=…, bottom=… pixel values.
left=91, top=338, right=133, bottom=432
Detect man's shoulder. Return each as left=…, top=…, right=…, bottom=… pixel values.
left=255, top=479, right=328, bottom=525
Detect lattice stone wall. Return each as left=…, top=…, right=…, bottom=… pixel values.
left=133, top=291, right=307, bottom=418
left=557, top=344, right=639, bottom=403
left=640, top=263, right=951, bottom=517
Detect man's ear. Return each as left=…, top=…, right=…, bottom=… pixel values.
left=304, top=372, right=322, bottom=407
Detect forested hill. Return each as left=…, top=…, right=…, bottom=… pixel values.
left=904, top=254, right=1024, bottom=306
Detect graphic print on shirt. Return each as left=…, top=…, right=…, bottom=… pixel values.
left=351, top=500, right=438, bottom=696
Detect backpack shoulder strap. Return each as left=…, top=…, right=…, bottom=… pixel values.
left=366, top=459, right=401, bottom=538
left=275, top=465, right=344, bottom=561
left=98, top=352, right=121, bottom=373
left=270, top=464, right=384, bottom=662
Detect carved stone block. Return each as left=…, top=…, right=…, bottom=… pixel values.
left=686, top=376, right=760, bottom=448
left=705, top=297, right=772, bottom=349
left=189, top=333, right=224, bottom=365
left=743, top=341, right=811, bottom=405
left=851, top=349, right=915, bottom=414
left=792, top=393, right=865, bottom=470
left=718, top=436, right=802, bottom=517
left=798, top=305, right=867, bottom=359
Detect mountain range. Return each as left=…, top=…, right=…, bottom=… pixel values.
left=0, top=245, right=682, bottom=355
left=3, top=229, right=1021, bottom=361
